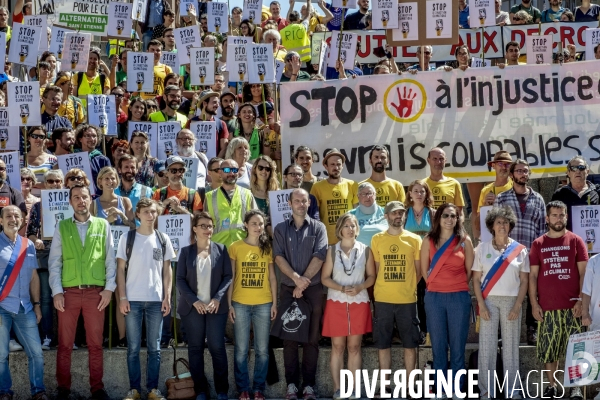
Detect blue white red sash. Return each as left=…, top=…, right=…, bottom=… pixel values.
left=480, top=241, right=525, bottom=299
left=427, top=234, right=457, bottom=286
left=0, top=235, right=27, bottom=302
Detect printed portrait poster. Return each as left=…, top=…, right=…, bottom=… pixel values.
left=586, top=28, right=600, bottom=61
left=426, top=0, right=452, bottom=39
left=471, top=57, right=491, bottom=67
left=8, top=23, right=42, bottom=67
left=572, top=205, right=600, bottom=253
left=127, top=52, right=154, bottom=93
left=469, top=0, right=495, bottom=27
left=242, top=0, right=262, bottom=24
left=107, top=2, right=133, bottom=39
left=190, top=47, right=215, bottom=86
left=128, top=122, right=158, bottom=156
left=327, top=31, right=358, bottom=70
left=179, top=0, right=196, bottom=17
left=181, top=157, right=199, bottom=190
left=157, top=121, right=182, bottom=159
left=0, top=108, right=19, bottom=151
left=24, top=15, right=49, bottom=52
left=227, top=36, right=251, bottom=82
left=111, top=226, right=130, bottom=258
left=158, top=214, right=191, bottom=260
left=248, top=44, right=275, bottom=84
left=189, top=121, right=217, bottom=160
left=392, top=2, right=418, bottom=42
left=268, top=189, right=294, bottom=228
left=161, top=51, right=179, bottom=69
left=49, top=26, right=75, bottom=61
left=372, top=0, right=398, bottom=29
left=37, top=0, right=55, bottom=14
left=57, top=152, right=96, bottom=195
left=132, top=0, right=148, bottom=22
left=332, top=0, right=357, bottom=9
left=87, top=95, right=118, bottom=136
left=275, top=59, right=285, bottom=84
left=8, top=82, right=41, bottom=127
left=479, top=206, right=492, bottom=243
left=62, top=32, right=92, bottom=72
left=174, top=25, right=201, bottom=65
left=563, top=330, right=600, bottom=388
left=207, top=2, right=227, bottom=34
left=527, top=34, right=553, bottom=65
left=41, top=189, right=74, bottom=239
left=0, top=152, right=21, bottom=191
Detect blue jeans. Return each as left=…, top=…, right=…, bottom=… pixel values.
left=36, top=255, right=53, bottom=341
left=125, top=301, right=163, bottom=391
left=424, top=291, right=471, bottom=393
left=0, top=305, right=45, bottom=395
left=232, top=302, right=271, bottom=393
left=142, top=28, right=154, bottom=52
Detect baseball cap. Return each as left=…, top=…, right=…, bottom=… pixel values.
left=166, top=156, right=186, bottom=168
left=384, top=201, right=406, bottom=214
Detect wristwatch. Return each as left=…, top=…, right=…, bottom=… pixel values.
left=33, top=302, right=41, bottom=306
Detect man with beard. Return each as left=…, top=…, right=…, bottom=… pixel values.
left=204, top=159, right=257, bottom=247
left=186, top=90, right=229, bottom=158
left=510, top=0, right=541, bottom=23
left=172, top=129, right=208, bottom=191
left=115, top=154, right=153, bottom=226
left=371, top=201, right=421, bottom=389
left=51, top=128, right=75, bottom=156
left=361, top=146, right=405, bottom=208
left=219, top=91, right=238, bottom=136
left=149, top=85, right=188, bottom=126
left=529, top=200, right=587, bottom=400
left=0, top=159, right=26, bottom=221
left=151, top=156, right=203, bottom=215
left=424, top=147, right=464, bottom=212
left=42, top=86, right=73, bottom=135
left=310, top=149, right=359, bottom=245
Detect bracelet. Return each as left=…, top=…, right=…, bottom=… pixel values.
left=291, top=73, right=298, bottom=76
left=340, top=285, right=345, bottom=292
left=33, top=302, right=40, bottom=306
left=120, top=297, right=127, bottom=301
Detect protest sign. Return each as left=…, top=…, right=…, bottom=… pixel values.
left=190, top=121, right=217, bottom=159
left=132, top=0, right=148, bottom=22
left=110, top=226, right=131, bottom=258
left=157, top=122, right=182, bottom=159
left=56, top=0, right=109, bottom=34
left=8, top=23, right=42, bottom=67
left=275, top=60, right=285, bottom=84
left=41, top=189, right=74, bottom=239
left=248, top=44, right=275, bottom=84
left=227, top=36, right=251, bottom=82
left=390, top=2, right=419, bottom=43
left=268, top=189, right=294, bottom=228
left=36, top=0, right=55, bottom=14
left=107, top=2, right=133, bottom=38
left=563, top=330, right=600, bottom=388
left=24, top=15, right=49, bottom=52
left=87, top=95, right=118, bottom=136
left=57, top=152, right=96, bottom=195
left=242, top=0, right=262, bottom=24
left=425, top=0, right=453, bottom=39
left=127, top=52, right=154, bottom=93
left=63, top=32, right=92, bottom=72
left=0, top=108, right=19, bottom=151
left=469, top=0, right=495, bottom=28
left=479, top=206, right=492, bottom=243
left=527, top=34, right=553, bottom=64
left=174, top=26, right=201, bottom=65
left=181, top=157, right=199, bottom=189
left=161, top=51, right=179, bottom=69
left=179, top=0, right=195, bottom=17
left=327, top=31, right=358, bottom=69
left=207, top=2, right=227, bottom=33
left=372, top=0, right=398, bottom=29
left=0, top=152, right=20, bottom=191
left=158, top=214, right=191, bottom=260
left=586, top=28, right=600, bottom=62
left=471, top=57, right=491, bottom=67
left=128, top=122, right=158, bottom=156
left=572, top=205, right=600, bottom=253
left=8, top=82, right=41, bottom=127
left=190, top=47, right=215, bottom=86
left=332, top=0, right=357, bottom=8
left=49, top=26, right=75, bottom=61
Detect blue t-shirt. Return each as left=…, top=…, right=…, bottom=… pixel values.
left=326, top=3, right=347, bottom=31
left=541, top=7, right=567, bottom=22
left=348, top=206, right=388, bottom=247
left=115, top=182, right=153, bottom=227
left=575, top=4, right=600, bottom=21
left=459, top=5, right=470, bottom=28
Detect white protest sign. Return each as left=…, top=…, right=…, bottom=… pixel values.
left=527, top=34, right=553, bottom=65
left=572, top=205, right=600, bottom=253
left=174, top=26, right=201, bottom=65
left=586, top=28, right=600, bottom=62
left=275, top=60, right=285, bottom=84
left=190, top=47, right=215, bottom=86
left=470, top=0, right=495, bottom=27
left=161, top=51, right=179, bottom=69
left=127, top=52, right=154, bottom=93
left=248, top=44, right=275, bottom=84
left=8, top=23, right=42, bottom=67
left=392, top=2, right=419, bottom=41
left=37, top=0, right=55, bottom=14
left=190, top=121, right=217, bottom=159
left=332, top=0, right=357, bottom=9
left=563, top=330, right=600, bottom=388
left=479, top=206, right=492, bottom=243
left=268, top=189, right=294, bottom=228
left=372, top=0, right=398, bottom=29
left=207, top=2, right=227, bottom=33
left=128, top=122, right=158, bottom=157
left=158, top=214, right=192, bottom=260
left=0, top=152, right=20, bottom=191
left=8, top=82, right=41, bottom=127
left=471, top=57, right=491, bottom=68
left=107, top=2, right=133, bottom=38
left=41, top=189, right=74, bottom=239
left=179, top=0, right=196, bottom=17
left=0, top=108, right=19, bottom=151
left=24, top=15, right=49, bottom=52
left=132, top=0, right=148, bottom=22
left=110, top=226, right=130, bottom=258
left=181, top=157, right=199, bottom=189
left=227, top=36, right=251, bottom=82
left=49, top=26, right=75, bottom=61
left=157, top=121, right=182, bottom=159
left=63, top=32, right=92, bottom=72
left=319, top=43, right=328, bottom=75
left=327, top=31, right=358, bottom=69
left=87, top=95, right=118, bottom=136
left=426, top=0, right=453, bottom=39
left=57, top=152, right=96, bottom=195
left=0, top=33, right=5, bottom=74
left=242, top=0, right=262, bottom=24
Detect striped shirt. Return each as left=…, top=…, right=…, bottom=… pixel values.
left=494, top=187, right=546, bottom=250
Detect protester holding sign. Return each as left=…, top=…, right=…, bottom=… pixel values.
left=19, top=168, right=39, bottom=237
left=92, top=167, right=135, bottom=228
left=54, top=72, right=86, bottom=129
left=149, top=85, right=188, bottom=126
left=141, top=40, right=173, bottom=100
left=129, top=130, right=158, bottom=188
left=75, top=124, right=111, bottom=195
left=72, top=47, right=111, bottom=109
left=0, top=158, right=26, bottom=217
left=41, top=86, right=74, bottom=135
left=25, top=126, right=57, bottom=197
left=151, top=156, right=203, bottom=215
left=282, top=164, right=320, bottom=220
left=424, top=148, right=465, bottom=212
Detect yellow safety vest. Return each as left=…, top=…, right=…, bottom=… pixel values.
left=4, top=26, right=11, bottom=42
left=280, top=23, right=311, bottom=62
left=109, top=39, right=127, bottom=56
left=149, top=110, right=188, bottom=126
left=205, top=186, right=253, bottom=247
left=77, top=73, right=104, bottom=108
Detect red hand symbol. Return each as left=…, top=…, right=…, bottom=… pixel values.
left=390, top=86, right=418, bottom=118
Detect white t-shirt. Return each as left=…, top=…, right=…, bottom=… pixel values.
left=117, top=231, right=177, bottom=302
left=472, top=240, right=530, bottom=297
left=583, top=254, right=600, bottom=331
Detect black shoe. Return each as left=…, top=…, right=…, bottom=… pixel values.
left=91, top=388, right=110, bottom=400
left=56, top=388, right=70, bottom=400
left=527, top=327, right=537, bottom=346
left=160, top=341, right=169, bottom=349
left=117, top=337, right=127, bottom=348
left=543, top=385, right=557, bottom=399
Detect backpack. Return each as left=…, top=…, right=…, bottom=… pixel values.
left=76, top=72, right=107, bottom=95
left=159, top=187, right=196, bottom=213
left=124, top=229, right=167, bottom=271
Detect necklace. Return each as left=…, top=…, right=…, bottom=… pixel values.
left=413, top=208, right=424, bottom=218
left=338, top=247, right=358, bottom=276
left=492, top=238, right=509, bottom=253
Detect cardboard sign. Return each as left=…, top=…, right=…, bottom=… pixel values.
left=0, top=152, right=20, bottom=191
left=275, top=59, right=285, bottom=84
left=179, top=0, right=196, bottom=17
left=563, top=330, right=600, bottom=388
left=127, top=52, right=154, bottom=92
left=8, top=82, right=41, bottom=127
left=181, top=157, right=199, bottom=189
left=132, top=0, right=148, bottom=22
left=108, top=2, right=133, bottom=38
left=63, top=32, right=92, bottom=72
left=479, top=205, right=492, bottom=243
left=391, top=2, right=419, bottom=42
left=332, top=0, right=357, bottom=8
left=190, top=47, right=215, bottom=86
left=471, top=57, right=491, bottom=67
left=527, top=34, right=553, bottom=64
left=242, top=0, right=262, bottom=24
left=207, top=2, right=227, bottom=34
left=157, top=121, right=182, bottom=159
left=0, top=108, right=19, bottom=151
left=161, top=51, right=179, bottom=69
left=128, top=122, right=158, bottom=157
left=373, top=0, right=398, bottom=29
left=24, top=15, right=49, bottom=52
left=470, top=0, right=495, bottom=28
left=327, top=31, right=358, bottom=69
left=227, top=36, right=251, bottom=82
left=110, top=226, right=131, bottom=258
left=572, top=205, right=600, bottom=253
left=57, top=152, right=96, bottom=195
left=158, top=214, right=192, bottom=260
left=268, top=189, right=294, bottom=228
left=174, top=26, right=202, bottom=65
left=41, top=189, right=74, bottom=239
left=248, top=44, right=275, bottom=84
left=586, top=28, right=600, bottom=61
left=49, top=25, right=75, bottom=61
left=8, top=23, right=43, bottom=67
left=190, top=121, right=217, bottom=160
left=87, top=95, right=118, bottom=136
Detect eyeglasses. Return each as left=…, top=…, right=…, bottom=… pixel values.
left=286, top=172, right=302, bottom=178
left=257, top=165, right=272, bottom=172
left=359, top=192, right=375, bottom=197
left=495, top=162, right=510, bottom=168
left=67, top=176, right=83, bottom=182
left=168, top=167, right=186, bottom=174
left=222, top=167, right=239, bottom=174
left=29, top=133, right=46, bottom=140
left=21, top=177, right=33, bottom=182
left=196, top=224, right=214, bottom=230
left=209, top=168, right=222, bottom=173
left=46, top=179, right=61, bottom=184
left=441, top=213, right=457, bottom=219
left=514, top=169, right=529, bottom=174
left=568, top=165, right=587, bottom=172
left=513, top=17, right=521, bottom=21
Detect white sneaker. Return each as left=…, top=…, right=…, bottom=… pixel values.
left=72, top=343, right=78, bottom=350
left=41, top=337, right=51, bottom=350
left=571, top=387, right=583, bottom=400
left=9, top=339, right=22, bottom=352
left=594, top=388, right=600, bottom=400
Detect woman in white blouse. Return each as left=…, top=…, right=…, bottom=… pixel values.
left=472, top=206, right=529, bottom=400
left=321, top=213, right=376, bottom=400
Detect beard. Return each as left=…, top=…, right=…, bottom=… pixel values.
left=122, top=172, right=135, bottom=182
left=548, top=221, right=565, bottom=232
left=177, top=144, right=194, bottom=157
left=329, top=171, right=341, bottom=179
left=221, top=106, right=234, bottom=117
left=224, top=176, right=237, bottom=185
left=168, top=101, right=180, bottom=110
left=205, top=107, right=217, bottom=116
left=373, top=163, right=385, bottom=173
left=513, top=176, right=528, bottom=186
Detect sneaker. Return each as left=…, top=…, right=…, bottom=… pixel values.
left=148, top=389, right=165, bottom=400
left=286, top=383, right=298, bottom=400
left=72, top=343, right=78, bottom=350
left=527, top=327, right=537, bottom=346
left=55, top=388, right=70, bottom=400
left=8, top=340, right=22, bottom=352
left=32, top=392, right=49, bottom=400
left=117, top=337, right=127, bottom=348
left=123, top=389, right=141, bottom=400
left=238, top=391, right=250, bottom=400
left=333, top=389, right=342, bottom=400
left=91, top=388, right=111, bottom=400
left=253, top=391, right=265, bottom=400
left=571, top=387, right=583, bottom=400
left=41, top=337, right=51, bottom=350
left=542, top=385, right=557, bottom=399
left=303, top=386, right=316, bottom=400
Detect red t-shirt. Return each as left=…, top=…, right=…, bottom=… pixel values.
left=12, top=12, right=23, bottom=23
left=529, top=231, right=589, bottom=311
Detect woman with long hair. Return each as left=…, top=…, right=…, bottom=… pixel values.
left=25, top=126, right=57, bottom=196
left=19, top=168, right=40, bottom=237
left=250, top=155, right=279, bottom=219
left=225, top=137, right=253, bottom=189
left=230, top=6, right=243, bottom=35
left=54, top=72, right=86, bottom=128
left=227, top=210, right=277, bottom=400
left=92, top=166, right=135, bottom=228
left=128, top=97, right=149, bottom=122
left=129, top=130, right=157, bottom=187
left=239, top=19, right=262, bottom=42
left=420, top=203, right=474, bottom=396
left=177, top=212, right=232, bottom=400
left=233, top=103, right=268, bottom=162
left=242, top=83, right=272, bottom=106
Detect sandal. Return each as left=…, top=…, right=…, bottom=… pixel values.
left=238, top=391, right=250, bottom=400
left=254, top=391, right=265, bottom=400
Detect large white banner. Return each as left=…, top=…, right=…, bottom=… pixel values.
left=281, top=61, right=600, bottom=184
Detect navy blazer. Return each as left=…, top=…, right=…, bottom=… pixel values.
left=176, top=242, right=233, bottom=317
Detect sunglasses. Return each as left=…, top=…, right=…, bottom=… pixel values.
left=569, top=165, right=587, bottom=172
left=46, top=179, right=61, bottom=184
left=286, top=172, right=302, bottom=178
left=441, top=213, right=457, bottom=219
left=68, top=176, right=83, bottom=182
left=169, top=167, right=186, bottom=174
left=157, top=171, right=165, bottom=178
left=29, top=133, right=46, bottom=140
left=112, top=93, right=124, bottom=98
left=21, top=177, right=33, bottom=182
left=257, top=165, right=272, bottom=172
left=222, top=167, right=239, bottom=174
left=0, top=167, right=6, bottom=172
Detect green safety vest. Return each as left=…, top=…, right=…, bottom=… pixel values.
left=205, top=187, right=253, bottom=247
left=234, top=128, right=261, bottom=161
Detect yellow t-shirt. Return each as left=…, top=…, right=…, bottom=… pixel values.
left=228, top=240, right=273, bottom=305
left=311, top=178, right=359, bottom=245
left=140, top=64, right=173, bottom=100
left=477, top=180, right=513, bottom=212
left=424, top=177, right=465, bottom=208
left=371, top=230, right=422, bottom=304
left=362, top=178, right=406, bottom=208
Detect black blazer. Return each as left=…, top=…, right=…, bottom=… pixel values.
left=176, top=242, right=233, bottom=317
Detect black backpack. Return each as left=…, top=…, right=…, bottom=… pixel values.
left=124, top=229, right=167, bottom=271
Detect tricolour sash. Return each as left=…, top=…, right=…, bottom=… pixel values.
left=0, top=235, right=27, bottom=302
left=480, top=241, right=526, bottom=299
left=427, top=234, right=457, bottom=287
